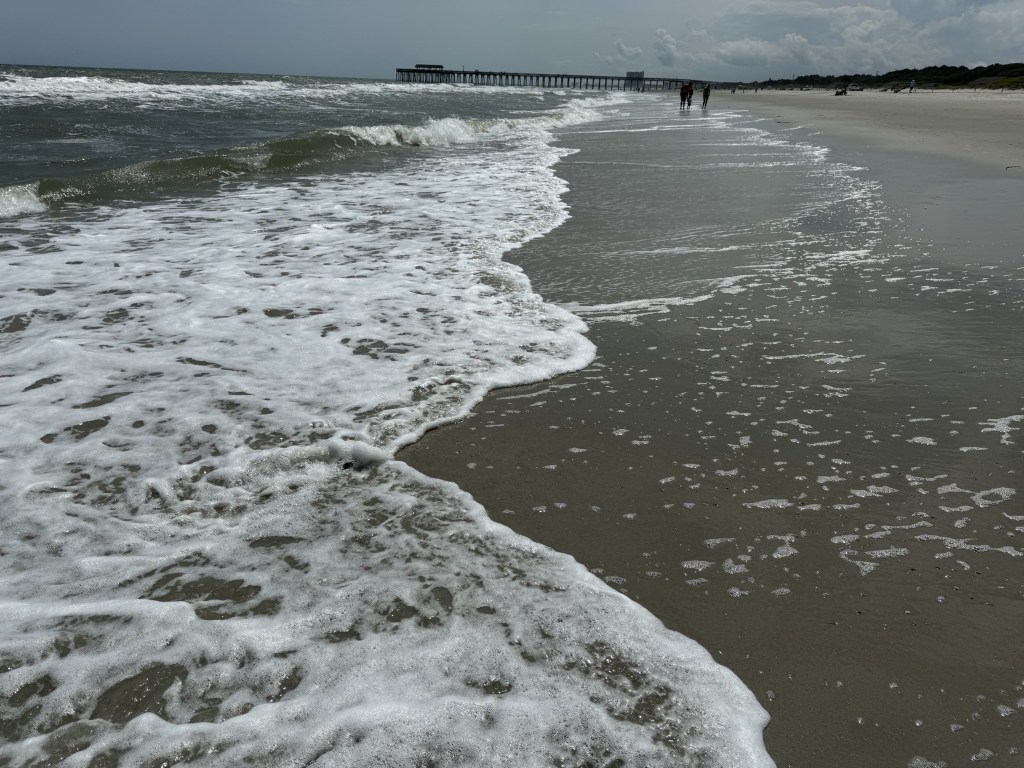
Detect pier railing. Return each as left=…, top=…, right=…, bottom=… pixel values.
left=396, top=67, right=686, bottom=91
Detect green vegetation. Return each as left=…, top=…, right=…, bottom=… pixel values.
left=752, top=62, right=1024, bottom=90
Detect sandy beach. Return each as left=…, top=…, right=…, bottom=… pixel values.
left=737, top=88, right=1024, bottom=171
left=743, top=89, right=1024, bottom=277
left=402, top=90, right=1024, bottom=766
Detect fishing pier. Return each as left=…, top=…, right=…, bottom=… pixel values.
left=396, top=65, right=685, bottom=91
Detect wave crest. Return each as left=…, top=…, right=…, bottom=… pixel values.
left=0, top=184, right=48, bottom=219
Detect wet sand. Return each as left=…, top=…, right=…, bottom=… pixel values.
left=739, top=88, right=1024, bottom=271
left=401, top=91, right=1024, bottom=766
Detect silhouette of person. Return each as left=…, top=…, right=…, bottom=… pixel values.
left=701, top=83, right=711, bottom=108
left=680, top=82, right=686, bottom=108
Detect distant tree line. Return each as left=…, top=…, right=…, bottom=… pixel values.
left=754, top=62, right=1024, bottom=89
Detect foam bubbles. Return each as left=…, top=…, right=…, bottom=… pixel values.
left=1, top=464, right=773, bottom=767
left=971, top=487, right=1016, bottom=508
left=981, top=414, right=1023, bottom=445
left=0, top=183, right=47, bottom=219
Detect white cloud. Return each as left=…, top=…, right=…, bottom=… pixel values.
left=715, top=38, right=780, bottom=68
left=779, top=32, right=813, bottom=66
left=691, top=3, right=925, bottom=76
left=594, top=36, right=644, bottom=66
left=687, top=0, right=1024, bottom=78
left=653, top=29, right=683, bottom=66
left=615, top=38, right=644, bottom=60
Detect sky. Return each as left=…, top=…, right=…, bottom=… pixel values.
left=3, top=0, right=1023, bottom=81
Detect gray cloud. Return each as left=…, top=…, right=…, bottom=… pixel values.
left=715, top=38, right=778, bottom=68
left=594, top=36, right=644, bottom=66
left=653, top=29, right=683, bottom=66
left=1, top=0, right=1021, bottom=82
left=616, top=39, right=644, bottom=60
left=678, top=0, right=1024, bottom=78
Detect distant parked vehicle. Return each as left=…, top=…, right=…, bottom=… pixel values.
left=848, top=83, right=863, bottom=91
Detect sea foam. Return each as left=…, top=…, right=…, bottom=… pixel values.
left=0, top=183, right=47, bottom=219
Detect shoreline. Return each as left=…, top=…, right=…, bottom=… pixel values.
left=737, top=89, right=1024, bottom=274
left=400, top=92, right=1024, bottom=766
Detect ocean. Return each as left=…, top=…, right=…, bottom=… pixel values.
left=1, top=65, right=774, bottom=766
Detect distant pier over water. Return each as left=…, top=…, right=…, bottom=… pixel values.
left=396, top=64, right=685, bottom=91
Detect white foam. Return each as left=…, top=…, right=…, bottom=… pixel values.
left=772, top=544, right=799, bottom=559
left=0, top=465, right=775, bottom=767
left=563, top=293, right=714, bottom=323
left=0, top=183, right=47, bottom=219
left=981, top=414, right=1023, bottom=445
left=851, top=560, right=879, bottom=575
left=851, top=485, right=898, bottom=498
left=909, top=756, right=948, bottom=767
left=0, top=73, right=298, bottom=106
left=971, top=488, right=1016, bottom=508
left=744, top=499, right=793, bottom=509
left=682, top=560, right=715, bottom=571
left=865, top=547, right=910, bottom=559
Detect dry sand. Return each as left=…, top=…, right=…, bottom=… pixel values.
left=735, top=88, right=1024, bottom=172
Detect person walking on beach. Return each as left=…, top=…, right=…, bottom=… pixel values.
left=701, top=83, right=711, bottom=108
left=680, top=81, right=693, bottom=109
